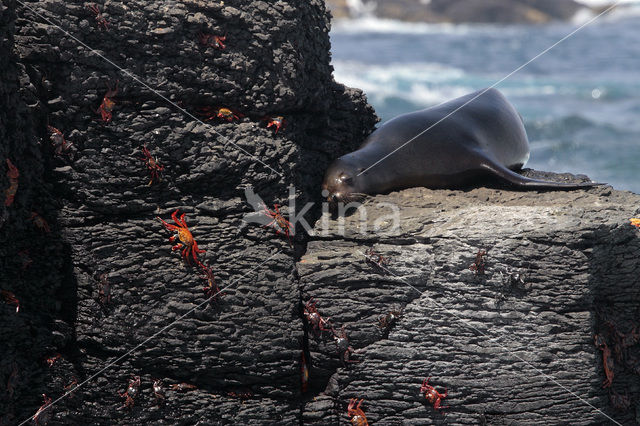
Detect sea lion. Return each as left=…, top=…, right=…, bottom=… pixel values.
left=323, top=88, right=597, bottom=203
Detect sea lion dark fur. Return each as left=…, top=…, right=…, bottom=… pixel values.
left=323, top=88, right=597, bottom=203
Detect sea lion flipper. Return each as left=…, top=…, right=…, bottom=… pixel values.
left=480, top=157, right=600, bottom=190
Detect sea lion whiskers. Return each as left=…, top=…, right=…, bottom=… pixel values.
left=341, top=192, right=368, bottom=204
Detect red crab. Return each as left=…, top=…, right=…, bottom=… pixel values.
left=47, top=125, right=73, bottom=156
left=97, top=273, right=112, bottom=306
left=347, top=398, right=369, bottom=426
left=594, top=334, right=614, bottom=388
left=30, top=212, right=51, bottom=233
left=46, top=354, right=61, bottom=368
left=378, top=308, right=403, bottom=331
left=303, top=298, right=332, bottom=337
left=32, top=394, right=53, bottom=425
left=265, top=116, right=286, bottom=134
left=87, top=4, right=109, bottom=30
left=119, top=376, right=140, bottom=410
left=157, top=209, right=206, bottom=267
left=198, top=33, right=226, bottom=50
left=364, top=247, right=388, bottom=272
left=153, top=379, right=165, bottom=405
left=334, top=326, right=358, bottom=366
left=469, top=249, right=487, bottom=276
left=4, top=159, right=19, bottom=206
left=140, top=144, right=164, bottom=186
left=1, top=290, right=20, bottom=313
left=301, top=351, right=310, bottom=393
left=201, top=263, right=222, bottom=301
left=262, top=203, right=293, bottom=245
left=420, top=377, right=449, bottom=412
left=97, top=80, right=118, bottom=123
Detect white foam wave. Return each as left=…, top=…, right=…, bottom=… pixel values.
left=572, top=1, right=640, bottom=23
left=332, top=60, right=472, bottom=107
left=331, top=16, right=475, bottom=35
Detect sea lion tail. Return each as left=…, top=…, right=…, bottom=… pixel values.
left=480, top=159, right=603, bottom=190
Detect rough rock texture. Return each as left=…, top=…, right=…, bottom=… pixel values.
left=1, top=0, right=377, bottom=424
left=299, top=175, right=640, bottom=424
left=3, top=0, right=640, bottom=425
left=326, top=0, right=586, bottom=24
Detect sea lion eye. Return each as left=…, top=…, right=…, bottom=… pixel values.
left=339, top=175, right=353, bottom=184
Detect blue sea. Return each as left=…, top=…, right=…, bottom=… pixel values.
left=329, top=8, right=640, bottom=193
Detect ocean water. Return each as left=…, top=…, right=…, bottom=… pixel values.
left=329, top=11, right=640, bottom=193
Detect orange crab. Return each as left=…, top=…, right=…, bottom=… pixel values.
left=97, top=80, right=118, bottom=123
left=265, top=116, right=286, bottom=134
left=199, top=106, right=242, bottom=122
left=157, top=209, right=206, bottom=267
left=198, top=33, right=226, bottom=50
left=262, top=203, right=293, bottom=245
left=630, top=218, right=640, bottom=228
left=347, top=398, right=369, bottom=426
left=4, top=159, right=19, bottom=206
left=140, top=144, right=164, bottom=186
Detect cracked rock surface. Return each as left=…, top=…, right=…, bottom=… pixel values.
left=1, top=0, right=376, bottom=424
left=299, top=178, right=640, bottom=425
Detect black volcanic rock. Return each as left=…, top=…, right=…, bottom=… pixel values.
left=299, top=179, right=640, bottom=425
left=1, top=0, right=377, bottom=424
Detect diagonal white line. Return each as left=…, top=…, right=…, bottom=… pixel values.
left=18, top=252, right=281, bottom=426
left=15, top=0, right=284, bottom=178
left=357, top=1, right=624, bottom=178
left=359, top=251, right=621, bottom=425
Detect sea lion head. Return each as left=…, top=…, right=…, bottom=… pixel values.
left=322, top=156, right=367, bottom=204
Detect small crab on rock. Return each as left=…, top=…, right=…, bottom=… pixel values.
left=303, top=298, right=332, bottom=337
left=334, top=325, right=359, bottom=366
left=347, top=398, right=369, bottom=425
left=139, top=144, right=164, bottom=186
left=97, top=80, right=118, bottom=123
left=157, top=209, right=206, bottom=268
left=262, top=203, right=293, bottom=245
left=198, top=32, right=226, bottom=50
left=199, top=106, right=242, bottom=122
left=119, top=376, right=141, bottom=410
left=420, top=377, right=449, bottom=413
left=264, top=116, right=286, bottom=134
